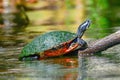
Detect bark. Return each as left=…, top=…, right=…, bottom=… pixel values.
left=78, top=30, right=120, bottom=55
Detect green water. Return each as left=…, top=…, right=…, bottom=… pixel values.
left=0, top=0, right=120, bottom=80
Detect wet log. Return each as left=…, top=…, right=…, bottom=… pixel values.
left=78, top=30, right=120, bottom=56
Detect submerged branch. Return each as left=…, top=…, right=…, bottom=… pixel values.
left=78, top=30, right=120, bottom=55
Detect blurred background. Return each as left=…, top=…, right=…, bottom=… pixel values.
left=0, top=0, right=120, bottom=80
left=0, top=0, right=120, bottom=46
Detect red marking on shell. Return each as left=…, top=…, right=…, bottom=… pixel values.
left=39, top=41, right=79, bottom=59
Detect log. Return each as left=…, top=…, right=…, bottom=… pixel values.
left=78, top=30, right=120, bottom=56
left=77, top=30, right=120, bottom=80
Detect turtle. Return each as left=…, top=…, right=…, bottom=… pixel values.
left=19, top=20, right=91, bottom=60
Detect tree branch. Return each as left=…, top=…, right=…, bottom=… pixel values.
left=78, top=30, right=120, bottom=55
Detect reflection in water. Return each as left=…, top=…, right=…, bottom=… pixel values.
left=77, top=56, right=88, bottom=80
left=1, top=48, right=120, bottom=80
left=17, top=57, right=78, bottom=80
left=0, top=0, right=29, bottom=35
left=78, top=48, right=120, bottom=80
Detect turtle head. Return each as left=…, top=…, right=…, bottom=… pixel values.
left=67, top=20, right=91, bottom=51
left=77, top=19, right=91, bottom=38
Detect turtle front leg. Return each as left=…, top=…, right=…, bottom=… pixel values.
left=65, top=38, right=87, bottom=53
left=65, top=43, right=79, bottom=53
left=77, top=38, right=94, bottom=56
left=77, top=38, right=88, bottom=50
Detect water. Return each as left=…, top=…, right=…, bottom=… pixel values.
left=0, top=0, right=120, bottom=80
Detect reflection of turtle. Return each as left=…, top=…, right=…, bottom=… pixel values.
left=19, top=20, right=91, bottom=60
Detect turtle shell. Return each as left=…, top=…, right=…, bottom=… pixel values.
left=19, top=31, right=76, bottom=59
